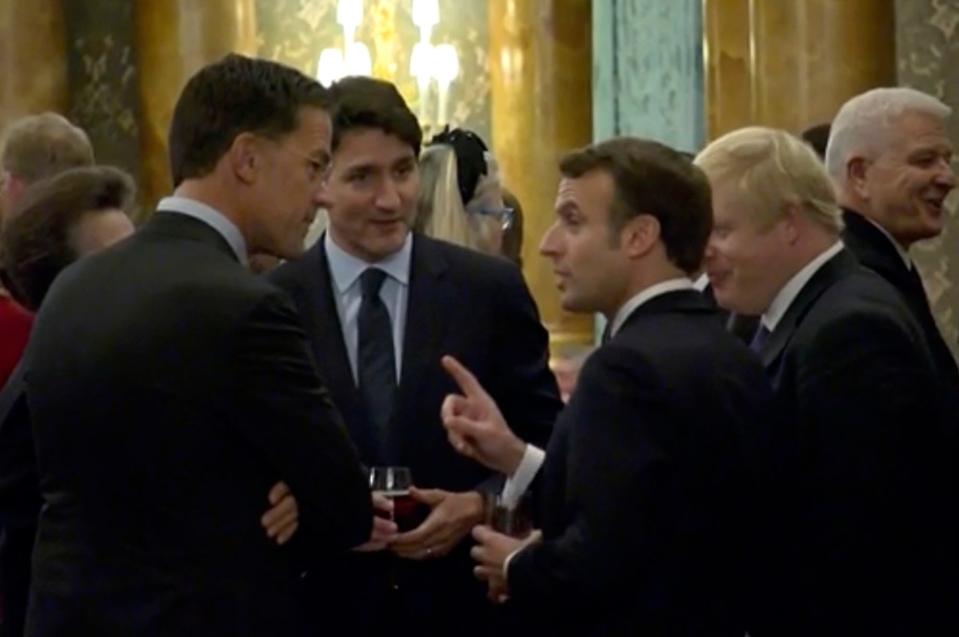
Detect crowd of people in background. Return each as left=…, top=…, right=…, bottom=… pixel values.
left=0, top=53, right=955, bottom=637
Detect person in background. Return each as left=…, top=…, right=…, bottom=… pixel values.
left=800, top=122, right=831, bottom=160
left=415, top=127, right=514, bottom=257
left=0, top=113, right=94, bottom=388
left=826, top=87, right=959, bottom=398
left=0, top=166, right=135, bottom=637
left=501, top=188, right=525, bottom=267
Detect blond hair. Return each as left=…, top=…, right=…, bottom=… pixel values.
left=694, top=126, right=842, bottom=234
left=1, top=112, right=94, bottom=184
left=415, top=144, right=502, bottom=254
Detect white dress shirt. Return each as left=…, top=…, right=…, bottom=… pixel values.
left=324, top=231, right=412, bottom=383
left=158, top=196, right=247, bottom=265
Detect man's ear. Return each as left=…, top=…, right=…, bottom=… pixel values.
left=229, top=132, right=262, bottom=185
left=620, top=214, right=660, bottom=259
left=846, top=156, right=871, bottom=199
left=778, top=203, right=803, bottom=245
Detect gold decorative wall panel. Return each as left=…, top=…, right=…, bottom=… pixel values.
left=134, top=0, right=257, bottom=211
left=489, top=0, right=593, bottom=348
left=0, top=1, right=68, bottom=122
left=705, top=0, right=896, bottom=138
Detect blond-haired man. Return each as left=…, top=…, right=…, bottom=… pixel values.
left=697, top=126, right=954, bottom=636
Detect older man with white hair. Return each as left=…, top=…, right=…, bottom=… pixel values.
left=826, top=87, right=959, bottom=389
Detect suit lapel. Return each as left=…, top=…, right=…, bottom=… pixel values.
left=760, top=250, right=858, bottom=368
left=297, top=241, right=381, bottom=460
left=389, top=236, right=452, bottom=460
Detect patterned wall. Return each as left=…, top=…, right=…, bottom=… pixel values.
left=592, top=0, right=704, bottom=152
left=62, top=0, right=143, bottom=215
left=896, top=0, right=959, bottom=357
left=255, top=0, right=491, bottom=144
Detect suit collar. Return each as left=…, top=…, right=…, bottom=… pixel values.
left=617, top=288, right=716, bottom=334
left=759, top=249, right=859, bottom=367
left=762, top=241, right=844, bottom=332
left=842, top=208, right=912, bottom=270
left=609, top=277, right=695, bottom=337
left=156, top=197, right=247, bottom=265
left=142, top=211, right=241, bottom=263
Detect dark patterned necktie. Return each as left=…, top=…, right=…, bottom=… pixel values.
left=357, top=268, right=396, bottom=439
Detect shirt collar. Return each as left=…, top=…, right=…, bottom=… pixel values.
left=762, top=241, right=844, bottom=332
left=609, top=277, right=695, bottom=338
left=863, top=215, right=913, bottom=269
left=324, top=230, right=412, bottom=293
left=692, top=272, right=710, bottom=292
left=158, top=196, right=248, bottom=265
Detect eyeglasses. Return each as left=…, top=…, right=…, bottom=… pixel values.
left=468, top=206, right=515, bottom=231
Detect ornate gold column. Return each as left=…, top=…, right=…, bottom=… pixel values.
left=134, top=0, right=257, bottom=212
left=0, top=0, right=68, bottom=123
left=705, top=0, right=896, bottom=139
left=489, top=0, right=593, bottom=348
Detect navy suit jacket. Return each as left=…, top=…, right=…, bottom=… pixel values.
left=268, top=233, right=561, bottom=634
left=507, top=290, right=777, bottom=635
left=753, top=248, right=955, bottom=636
left=841, top=208, right=959, bottom=397
left=22, top=212, right=372, bottom=637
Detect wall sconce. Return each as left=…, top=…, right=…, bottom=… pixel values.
left=316, top=0, right=373, bottom=87
left=410, top=0, right=459, bottom=131
left=315, top=0, right=460, bottom=133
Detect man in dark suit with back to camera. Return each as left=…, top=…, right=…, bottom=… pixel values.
left=21, top=54, right=372, bottom=636
left=696, top=126, right=954, bottom=636
left=826, top=87, right=959, bottom=396
left=442, top=137, right=777, bottom=635
left=268, top=76, right=561, bottom=636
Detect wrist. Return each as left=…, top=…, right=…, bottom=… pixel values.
left=501, top=438, right=526, bottom=475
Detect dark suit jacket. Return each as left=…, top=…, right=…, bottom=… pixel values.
left=507, top=290, right=776, bottom=636
left=0, top=363, right=39, bottom=637
left=268, top=234, right=561, bottom=635
left=754, top=249, right=955, bottom=636
left=22, top=212, right=372, bottom=637
left=841, top=208, right=959, bottom=394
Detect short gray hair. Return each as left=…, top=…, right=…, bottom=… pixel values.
left=825, top=87, right=951, bottom=181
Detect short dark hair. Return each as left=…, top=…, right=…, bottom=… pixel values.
left=168, top=53, right=329, bottom=186
left=559, top=137, right=713, bottom=274
left=328, top=76, right=422, bottom=156
left=800, top=122, right=831, bottom=160
left=1, top=165, right=134, bottom=310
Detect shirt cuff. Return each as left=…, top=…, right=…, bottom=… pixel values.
left=500, top=444, right=545, bottom=508
left=503, top=542, right=528, bottom=579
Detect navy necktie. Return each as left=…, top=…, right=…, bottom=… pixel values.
left=357, top=268, right=396, bottom=443
left=749, top=323, right=771, bottom=354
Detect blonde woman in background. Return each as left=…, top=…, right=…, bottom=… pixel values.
left=415, top=127, right=514, bottom=256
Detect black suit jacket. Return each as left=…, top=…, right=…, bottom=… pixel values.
left=754, top=249, right=955, bottom=636
left=0, top=363, right=39, bottom=637
left=507, top=290, right=776, bottom=636
left=842, top=209, right=959, bottom=393
left=22, top=212, right=372, bottom=637
left=268, top=234, right=561, bottom=634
